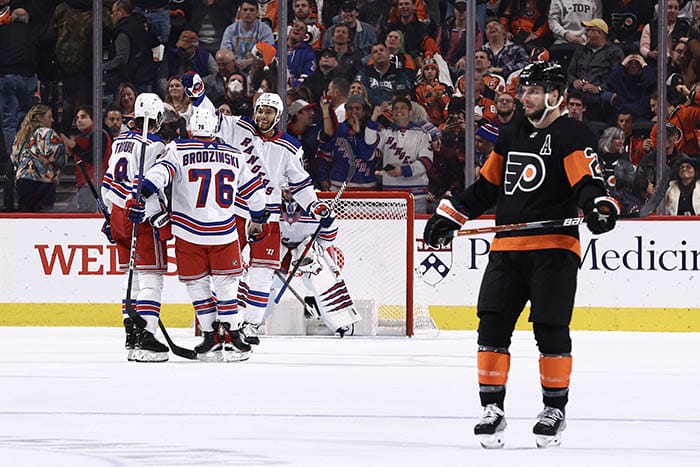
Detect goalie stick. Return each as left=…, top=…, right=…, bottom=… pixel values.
left=274, top=137, right=357, bottom=304
left=273, top=270, right=319, bottom=318
left=454, top=168, right=670, bottom=237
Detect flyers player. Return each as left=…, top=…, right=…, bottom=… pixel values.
left=218, top=92, right=332, bottom=348
left=423, top=62, right=620, bottom=449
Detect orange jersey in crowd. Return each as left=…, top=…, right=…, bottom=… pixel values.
left=416, top=81, right=451, bottom=126
left=499, top=0, right=551, bottom=39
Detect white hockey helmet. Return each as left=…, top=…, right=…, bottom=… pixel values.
left=190, top=107, right=219, bottom=138
left=254, top=92, right=284, bottom=130
left=134, top=93, right=165, bottom=130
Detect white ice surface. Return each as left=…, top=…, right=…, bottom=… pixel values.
left=1, top=328, right=699, bottom=466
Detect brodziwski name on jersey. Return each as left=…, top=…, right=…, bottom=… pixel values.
left=182, top=151, right=240, bottom=167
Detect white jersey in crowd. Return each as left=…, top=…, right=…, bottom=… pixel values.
left=365, top=122, right=434, bottom=199
left=218, top=115, right=318, bottom=221
left=101, top=130, right=166, bottom=215
left=142, top=138, right=267, bottom=245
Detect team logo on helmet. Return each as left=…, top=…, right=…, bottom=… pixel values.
left=504, top=152, right=546, bottom=195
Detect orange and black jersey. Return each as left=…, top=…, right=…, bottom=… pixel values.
left=452, top=116, right=608, bottom=258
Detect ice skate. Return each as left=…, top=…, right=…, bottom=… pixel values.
left=533, top=407, right=566, bottom=448
left=134, top=330, right=169, bottom=362
left=195, top=322, right=223, bottom=362
left=240, top=322, right=260, bottom=346
left=123, top=317, right=139, bottom=361
left=220, top=322, right=251, bottom=362
left=474, top=404, right=507, bottom=449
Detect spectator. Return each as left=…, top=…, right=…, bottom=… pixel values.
left=104, top=0, right=159, bottom=95
left=164, top=76, right=192, bottom=120
left=162, top=30, right=217, bottom=94
left=220, top=0, right=274, bottom=72
left=494, top=91, right=518, bottom=127
left=640, top=0, right=690, bottom=67
left=505, top=46, right=550, bottom=97
left=649, top=86, right=700, bottom=156
left=616, top=112, right=646, bottom=165
left=11, top=105, right=66, bottom=212
left=429, top=99, right=467, bottom=210
left=116, top=82, right=138, bottom=125
left=305, top=48, right=341, bottom=102
left=564, top=89, right=607, bottom=139
left=189, top=0, right=237, bottom=55
left=220, top=72, right=253, bottom=118
left=356, top=42, right=414, bottom=106
left=286, top=98, right=321, bottom=176
left=498, top=0, right=552, bottom=51
left=327, top=77, right=351, bottom=123
left=104, top=104, right=124, bottom=139
left=293, top=0, right=325, bottom=51
left=482, top=17, right=530, bottom=80
left=326, top=23, right=363, bottom=83
left=601, top=53, right=656, bottom=122
left=549, top=0, right=603, bottom=68
left=436, top=0, right=471, bottom=73
left=596, top=126, right=627, bottom=188
left=378, top=29, right=417, bottom=81
left=203, top=48, right=239, bottom=106
left=474, top=122, right=499, bottom=166
left=59, top=105, right=111, bottom=212
left=349, top=80, right=369, bottom=102
left=473, top=71, right=498, bottom=124
left=386, top=0, right=428, bottom=62
left=567, top=18, right=624, bottom=121
left=415, top=58, right=451, bottom=126
left=668, top=39, right=695, bottom=85
left=603, top=0, right=654, bottom=55
left=324, top=1, right=377, bottom=58
left=639, top=123, right=686, bottom=187
left=287, top=19, right=317, bottom=88
left=0, top=7, right=37, bottom=160
left=366, top=96, right=433, bottom=213
left=133, top=0, right=171, bottom=45
left=664, top=156, right=700, bottom=215
left=454, top=50, right=505, bottom=100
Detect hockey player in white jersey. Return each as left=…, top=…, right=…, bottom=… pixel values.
left=101, top=93, right=171, bottom=362
left=127, top=107, right=270, bottom=362
left=218, top=92, right=333, bottom=347
left=273, top=188, right=361, bottom=336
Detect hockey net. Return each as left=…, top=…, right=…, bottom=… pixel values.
left=313, top=191, right=437, bottom=336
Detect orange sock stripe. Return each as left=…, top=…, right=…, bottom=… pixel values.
left=539, top=355, right=572, bottom=388
left=477, top=351, right=510, bottom=386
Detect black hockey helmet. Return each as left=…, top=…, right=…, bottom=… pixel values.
left=520, top=61, right=567, bottom=93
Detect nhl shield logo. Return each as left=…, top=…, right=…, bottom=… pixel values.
left=416, top=238, right=452, bottom=286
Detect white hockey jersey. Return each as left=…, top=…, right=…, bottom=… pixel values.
left=142, top=138, right=267, bottom=245
left=218, top=115, right=318, bottom=221
left=279, top=209, right=337, bottom=250
left=365, top=121, right=433, bottom=198
left=101, top=130, right=166, bottom=215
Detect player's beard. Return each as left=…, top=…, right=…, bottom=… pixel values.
left=525, top=106, right=545, bottom=122
left=256, top=118, right=275, bottom=133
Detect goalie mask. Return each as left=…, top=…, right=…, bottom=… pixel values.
left=281, top=184, right=302, bottom=223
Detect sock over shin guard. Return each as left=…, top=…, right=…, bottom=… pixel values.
left=244, top=267, right=274, bottom=325
left=477, top=347, right=511, bottom=407
left=539, top=354, right=572, bottom=409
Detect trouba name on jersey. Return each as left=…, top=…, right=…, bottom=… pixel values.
left=181, top=150, right=240, bottom=168
left=114, top=140, right=136, bottom=153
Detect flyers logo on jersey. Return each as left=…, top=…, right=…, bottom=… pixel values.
left=504, top=152, right=546, bottom=195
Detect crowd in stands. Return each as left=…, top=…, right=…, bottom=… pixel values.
left=2, top=0, right=700, bottom=216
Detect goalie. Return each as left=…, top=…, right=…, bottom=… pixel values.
left=269, top=187, right=361, bottom=337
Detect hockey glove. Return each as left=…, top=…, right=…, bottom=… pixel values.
left=248, top=221, right=270, bottom=243
left=310, top=200, right=335, bottom=228
left=149, top=211, right=171, bottom=242
left=423, top=199, right=469, bottom=248
left=584, top=196, right=621, bottom=235
left=181, top=71, right=205, bottom=106
left=250, top=209, right=271, bottom=225
left=101, top=219, right=116, bottom=244
left=126, top=195, right=146, bottom=224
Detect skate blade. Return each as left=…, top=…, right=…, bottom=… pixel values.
left=223, top=349, right=251, bottom=362
left=535, top=433, right=562, bottom=448
left=477, top=433, right=505, bottom=449
left=127, top=348, right=137, bottom=361
left=133, top=350, right=169, bottom=362
left=197, top=350, right=224, bottom=362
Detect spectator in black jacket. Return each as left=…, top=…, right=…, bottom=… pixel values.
left=601, top=54, right=656, bottom=124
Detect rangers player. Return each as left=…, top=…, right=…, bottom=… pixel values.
left=101, top=93, right=171, bottom=362
left=218, top=92, right=333, bottom=347
left=128, top=107, right=270, bottom=361
left=423, top=62, right=620, bottom=449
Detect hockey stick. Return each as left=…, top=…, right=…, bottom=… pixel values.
left=454, top=171, right=670, bottom=237
left=273, top=137, right=357, bottom=303
left=75, top=159, right=110, bottom=221
left=273, top=270, right=319, bottom=318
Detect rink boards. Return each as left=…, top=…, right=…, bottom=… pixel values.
left=2, top=214, right=700, bottom=331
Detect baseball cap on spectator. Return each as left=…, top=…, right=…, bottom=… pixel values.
left=666, top=123, right=682, bottom=141
left=454, top=0, right=467, bottom=8
left=289, top=99, right=316, bottom=116
left=340, top=1, right=357, bottom=12
left=485, top=17, right=501, bottom=28
left=475, top=123, right=499, bottom=144
left=529, top=47, right=550, bottom=62
left=319, top=47, right=337, bottom=59
left=581, top=18, right=608, bottom=34
left=176, top=30, right=199, bottom=49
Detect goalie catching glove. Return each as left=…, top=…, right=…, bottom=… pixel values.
left=584, top=196, right=620, bottom=234
left=309, top=200, right=334, bottom=228
left=423, top=199, right=469, bottom=247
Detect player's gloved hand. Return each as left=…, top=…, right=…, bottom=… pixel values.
left=181, top=71, right=205, bottom=105
left=423, top=199, right=469, bottom=248
left=101, top=219, right=116, bottom=244
left=294, top=252, right=322, bottom=276
left=584, top=196, right=621, bottom=234
left=126, top=195, right=146, bottom=224
left=250, top=209, right=270, bottom=225
left=149, top=211, right=171, bottom=242
left=310, top=200, right=334, bottom=228
left=248, top=222, right=270, bottom=243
